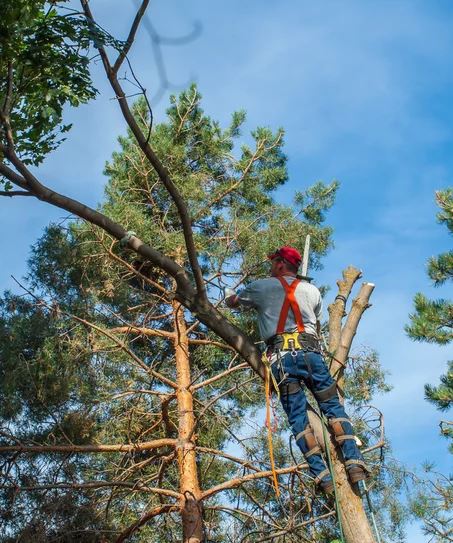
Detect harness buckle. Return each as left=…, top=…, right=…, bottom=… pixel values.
left=281, top=331, right=301, bottom=351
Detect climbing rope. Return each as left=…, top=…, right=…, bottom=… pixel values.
left=361, top=479, right=382, bottom=543
left=264, top=361, right=280, bottom=498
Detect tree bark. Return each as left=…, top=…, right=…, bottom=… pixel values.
left=330, top=282, right=375, bottom=398
left=317, top=418, right=376, bottom=543
left=173, top=300, right=204, bottom=543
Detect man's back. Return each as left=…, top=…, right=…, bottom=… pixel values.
left=237, top=276, right=322, bottom=341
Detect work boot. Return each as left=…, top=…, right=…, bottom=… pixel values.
left=347, top=463, right=367, bottom=484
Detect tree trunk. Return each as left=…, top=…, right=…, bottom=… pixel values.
left=173, top=300, right=204, bottom=543
left=333, top=457, right=376, bottom=543
left=310, top=267, right=377, bottom=543
left=309, top=411, right=376, bottom=543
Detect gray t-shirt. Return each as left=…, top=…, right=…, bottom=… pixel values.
left=237, top=276, right=322, bottom=341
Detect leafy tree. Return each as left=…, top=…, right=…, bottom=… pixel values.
left=0, top=0, right=98, bottom=166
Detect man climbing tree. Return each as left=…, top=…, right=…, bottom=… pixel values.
left=0, top=2, right=384, bottom=542
left=226, top=246, right=368, bottom=493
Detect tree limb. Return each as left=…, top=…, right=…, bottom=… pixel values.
left=81, top=0, right=208, bottom=302
left=112, top=0, right=150, bottom=74
left=115, top=504, right=179, bottom=543
left=195, top=446, right=261, bottom=472
left=0, top=154, right=265, bottom=379
left=201, top=463, right=308, bottom=500
left=0, top=190, right=34, bottom=197
left=331, top=282, right=375, bottom=386
left=0, top=438, right=177, bottom=454
left=1, top=480, right=181, bottom=499
left=328, top=265, right=362, bottom=354
left=193, top=362, right=249, bottom=390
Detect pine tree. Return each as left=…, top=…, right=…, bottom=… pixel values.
left=0, top=4, right=395, bottom=542
left=406, top=190, right=453, bottom=413
left=405, top=190, right=453, bottom=542
left=0, top=88, right=341, bottom=541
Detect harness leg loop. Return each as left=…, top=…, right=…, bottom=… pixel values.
left=314, top=382, right=337, bottom=402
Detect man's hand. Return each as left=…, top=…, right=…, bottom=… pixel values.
left=224, top=287, right=239, bottom=308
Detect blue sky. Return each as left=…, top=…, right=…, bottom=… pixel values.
left=1, top=1, right=452, bottom=540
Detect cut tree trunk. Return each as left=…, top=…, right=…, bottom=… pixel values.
left=309, top=411, right=376, bottom=543
left=173, top=300, right=204, bottom=543
left=310, top=267, right=377, bottom=543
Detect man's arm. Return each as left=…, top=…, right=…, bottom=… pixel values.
left=224, top=283, right=259, bottom=310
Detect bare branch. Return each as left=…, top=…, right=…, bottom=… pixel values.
left=327, top=265, right=362, bottom=354
left=81, top=0, right=208, bottom=302
left=196, top=446, right=261, bottom=472
left=201, top=463, right=308, bottom=500
left=193, top=362, right=249, bottom=390
left=1, top=480, right=181, bottom=499
left=110, top=325, right=175, bottom=340
left=112, top=0, right=150, bottom=74
left=115, top=504, right=179, bottom=543
left=332, top=282, right=375, bottom=387
left=0, top=190, right=34, bottom=197
left=0, top=438, right=177, bottom=454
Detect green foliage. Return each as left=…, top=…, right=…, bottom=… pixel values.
left=405, top=189, right=453, bottom=539
left=0, top=86, right=339, bottom=540
left=103, top=86, right=338, bottom=281
left=406, top=189, right=453, bottom=413
left=424, top=360, right=453, bottom=412
left=344, top=348, right=392, bottom=406
left=0, top=1, right=98, bottom=166
left=407, top=293, right=453, bottom=345
left=409, top=465, right=453, bottom=543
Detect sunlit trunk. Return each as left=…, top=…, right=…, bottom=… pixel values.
left=173, top=300, right=204, bottom=543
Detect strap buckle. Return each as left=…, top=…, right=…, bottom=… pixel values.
left=281, top=331, right=301, bottom=351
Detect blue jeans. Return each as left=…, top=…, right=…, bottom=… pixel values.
left=271, top=350, right=363, bottom=481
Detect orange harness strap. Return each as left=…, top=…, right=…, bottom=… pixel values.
left=276, top=277, right=305, bottom=334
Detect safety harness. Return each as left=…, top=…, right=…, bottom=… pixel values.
left=275, top=276, right=304, bottom=350
left=263, top=277, right=377, bottom=542
left=265, top=276, right=339, bottom=496
left=263, top=276, right=308, bottom=497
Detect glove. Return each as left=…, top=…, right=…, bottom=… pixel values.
left=224, top=287, right=236, bottom=300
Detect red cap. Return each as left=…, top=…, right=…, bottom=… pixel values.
left=268, top=246, right=302, bottom=268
